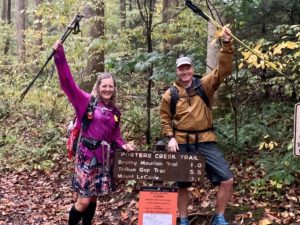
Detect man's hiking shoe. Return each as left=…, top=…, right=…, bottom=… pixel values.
left=179, top=217, right=190, bottom=225
left=210, top=214, right=229, bottom=225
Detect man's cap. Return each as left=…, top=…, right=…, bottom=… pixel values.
left=176, top=56, right=192, bottom=68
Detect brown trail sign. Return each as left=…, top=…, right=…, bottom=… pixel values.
left=113, top=151, right=205, bottom=182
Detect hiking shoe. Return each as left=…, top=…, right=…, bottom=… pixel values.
left=210, top=214, right=229, bottom=225
left=179, top=217, right=190, bottom=225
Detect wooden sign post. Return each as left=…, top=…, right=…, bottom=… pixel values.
left=113, top=151, right=205, bottom=182
left=113, top=151, right=205, bottom=225
left=294, top=103, right=300, bottom=156
left=138, top=186, right=178, bottom=225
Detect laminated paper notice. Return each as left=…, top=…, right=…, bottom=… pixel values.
left=138, top=186, right=178, bottom=225
left=294, top=103, right=300, bottom=156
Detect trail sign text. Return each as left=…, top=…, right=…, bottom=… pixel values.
left=113, top=151, right=205, bottom=182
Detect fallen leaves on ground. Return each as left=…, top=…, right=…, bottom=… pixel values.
left=0, top=154, right=299, bottom=225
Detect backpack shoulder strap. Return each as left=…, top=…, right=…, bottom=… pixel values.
left=194, top=77, right=210, bottom=108
left=169, top=77, right=210, bottom=117
left=170, top=86, right=179, bottom=117
left=82, top=95, right=98, bottom=130
left=87, top=95, right=98, bottom=113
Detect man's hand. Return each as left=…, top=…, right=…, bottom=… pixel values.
left=222, top=26, right=232, bottom=42
left=167, top=138, right=179, bottom=152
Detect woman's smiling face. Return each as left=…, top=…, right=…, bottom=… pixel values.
left=98, top=77, right=115, bottom=103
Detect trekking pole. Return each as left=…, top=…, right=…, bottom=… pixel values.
left=19, top=13, right=84, bottom=102
left=185, top=0, right=288, bottom=79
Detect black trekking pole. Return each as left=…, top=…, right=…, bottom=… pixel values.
left=19, top=13, right=84, bottom=102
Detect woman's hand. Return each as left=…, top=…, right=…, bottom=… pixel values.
left=167, top=137, right=179, bottom=152
left=122, top=142, right=135, bottom=152
left=52, top=40, right=62, bottom=51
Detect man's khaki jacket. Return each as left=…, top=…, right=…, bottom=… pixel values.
left=160, top=42, right=234, bottom=144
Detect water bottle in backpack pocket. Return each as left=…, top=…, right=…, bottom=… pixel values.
left=66, top=119, right=80, bottom=159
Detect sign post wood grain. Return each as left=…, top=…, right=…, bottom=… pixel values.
left=113, top=151, right=205, bottom=182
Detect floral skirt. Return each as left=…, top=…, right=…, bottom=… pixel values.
left=71, top=148, right=115, bottom=197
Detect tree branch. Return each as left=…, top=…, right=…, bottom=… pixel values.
left=151, top=6, right=185, bottom=32
left=136, top=0, right=147, bottom=24
left=206, top=0, right=224, bottom=26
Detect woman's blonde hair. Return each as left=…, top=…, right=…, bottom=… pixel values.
left=91, top=72, right=117, bottom=105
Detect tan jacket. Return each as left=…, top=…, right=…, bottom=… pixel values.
left=160, top=42, right=234, bottom=144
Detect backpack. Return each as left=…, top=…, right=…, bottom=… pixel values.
left=170, top=75, right=210, bottom=117
left=66, top=96, right=98, bottom=159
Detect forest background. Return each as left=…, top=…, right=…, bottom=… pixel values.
left=0, top=0, right=299, bottom=224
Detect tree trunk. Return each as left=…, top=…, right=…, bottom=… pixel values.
left=162, top=0, right=172, bottom=53
left=206, top=22, right=219, bottom=73
left=2, top=0, right=11, bottom=54
left=290, top=0, right=300, bottom=24
left=82, top=0, right=105, bottom=92
left=137, top=0, right=156, bottom=146
left=162, top=0, right=170, bottom=53
left=7, top=0, right=10, bottom=23
left=162, top=0, right=179, bottom=53
left=2, top=0, right=7, bottom=21
left=120, top=0, right=126, bottom=30
left=128, top=0, right=133, bottom=29
left=3, top=0, right=11, bottom=54
left=206, top=1, right=239, bottom=141
left=146, top=30, right=153, bottom=147
left=34, top=0, right=43, bottom=48
left=260, top=0, right=267, bottom=34
left=146, top=5, right=153, bottom=147
left=16, top=0, right=26, bottom=60
left=205, top=0, right=226, bottom=73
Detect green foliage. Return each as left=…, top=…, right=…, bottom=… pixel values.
left=250, top=148, right=300, bottom=199
left=238, top=24, right=300, bottom=99
left=257, top=150, right=299, bottom=185
left=215, top=101, right=299, bottom=192
left=216, top=102, right=294, bottom=150
left=0, top=74, right=71, bottom=171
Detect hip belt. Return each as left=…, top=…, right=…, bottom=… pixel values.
left=81, top=137, right=102, bottom=149
left=80, top=138, right=112, bottom=169
left=174, top=127, right=214, bottom=151
left=81, top=137, right=116, bottom=150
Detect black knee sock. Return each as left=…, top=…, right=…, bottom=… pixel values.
left=69, top=205, right=84, bottom=225
left=82, top=202, right=97, bottom=225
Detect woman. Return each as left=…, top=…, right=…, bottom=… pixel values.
left=53, top=40, right=134, bottom=225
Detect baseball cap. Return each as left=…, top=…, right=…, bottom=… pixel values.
left=176, top=56, right=192, bottom=68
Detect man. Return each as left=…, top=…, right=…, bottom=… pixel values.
left=159, top=27, right=234, bottom=225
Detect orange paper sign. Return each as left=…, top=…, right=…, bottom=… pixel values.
left=138, top=186, right=178, bottom=225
